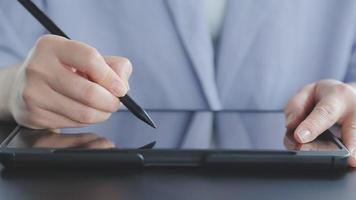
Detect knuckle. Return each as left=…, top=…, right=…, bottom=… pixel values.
left=78, top=108, right=96, bottom=124
left=333, top=83, right=354, bottom=96
left=333, top=83, right=356, bottom=103
left=314, top=105, right=334, bottom=118
left=285, top=98, right=302, bottom=114
left=314, top=102, right=339, bottom=122
left=98, top=112, right=111, bottom=123
left=121, top=57, right=133, bottom=75
left=21, top=87, right=34, bottom=105
left=24, top=65, right=39, bottom=78
left=83, top=84, right=99, bottom=105
left=85, top=47, right=101, bottom=66
left=24, top=64, right=47, bottom=83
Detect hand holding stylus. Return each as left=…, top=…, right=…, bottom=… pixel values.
left=17, top=0, right=156, bottom=129
left=9, top=35, right=132, bottom=129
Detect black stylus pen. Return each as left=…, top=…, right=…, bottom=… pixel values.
left=18, top=0, right=157, bottom=128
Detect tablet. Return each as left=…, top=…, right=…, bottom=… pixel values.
left=0, top=111, right=350, bottom=170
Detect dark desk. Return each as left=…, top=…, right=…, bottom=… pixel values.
left=0, top=123, right=356, bottom=200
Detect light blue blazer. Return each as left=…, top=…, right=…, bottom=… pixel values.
left=1, top=0, right=356, bottom=148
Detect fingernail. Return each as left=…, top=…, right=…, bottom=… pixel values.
left=111, top=80, right=126, bottom=96
left=286, top=113, right=295, bottom=127
left=297, top=129, right=312, bottom=143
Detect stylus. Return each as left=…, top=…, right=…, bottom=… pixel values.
left=17, top=0, right=157, bottom=129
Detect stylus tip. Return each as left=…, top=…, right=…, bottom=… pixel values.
left=137, top=109, right=157, bottom=129
left=145, top=116, right=157, bottom=129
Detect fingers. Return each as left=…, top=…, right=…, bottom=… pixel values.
left=284, top=83, right=316, bottom=130
left=23, top=80, right=112, bottom=125
left=38, top=35, right=129, bottom=97
left=12, top=35, right=133, bottom=129
left=40, top=86, right=112, bottom=124
left=49, top=63, right=120, bottom=113
left=294, top=96, right=344, bottom=143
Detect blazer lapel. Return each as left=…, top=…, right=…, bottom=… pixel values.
left=165, top=0, right=222, bottom=110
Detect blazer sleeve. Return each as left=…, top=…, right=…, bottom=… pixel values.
left=0, top=0, right=47, bottom=67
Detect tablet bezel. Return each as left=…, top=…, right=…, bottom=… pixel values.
left=0, top=125, right=350, bottom=170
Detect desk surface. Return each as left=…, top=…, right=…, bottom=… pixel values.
left=0, top=123, right=356, bottom=200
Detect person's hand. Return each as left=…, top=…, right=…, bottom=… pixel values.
left=8, top=35, right=132, bottom=129
left=284, top=79, right=356, bottom=167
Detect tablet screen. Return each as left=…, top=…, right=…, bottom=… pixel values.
left=5, top=111, right=341, bottom=151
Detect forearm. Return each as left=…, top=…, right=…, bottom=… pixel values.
left=0, top=65, right=19, bottom=121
